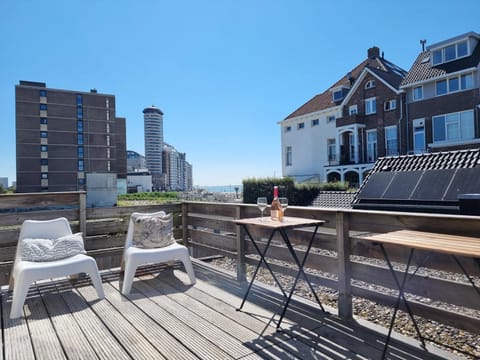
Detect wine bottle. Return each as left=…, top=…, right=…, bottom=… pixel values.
left=270, top=186, right=283, bottom=221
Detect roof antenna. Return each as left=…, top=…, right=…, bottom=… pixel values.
left=420, top=39, right=427, bottom=51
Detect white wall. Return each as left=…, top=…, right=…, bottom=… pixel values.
left=280, top=107, right=340, bottom=182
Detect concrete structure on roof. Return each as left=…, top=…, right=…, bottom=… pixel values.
left=15, top=81, right=127, bottom=194
left=279, top=46, right=407, bottom=187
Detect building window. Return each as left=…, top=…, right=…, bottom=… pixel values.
left=286, top=146, right=292, bottom=166
left=349, top=105, right=358, bottom=115
left=432, top=40, right=469, bottom=65
left=77, top=107, right=83, bottom=119
left=436, top=79, right=447, bottom=95
left=105, top=99, right=110, bottom=108
left=297, top=122, right=305, bottom=130
left=78, top=160, right=84, bottom=171
left=436, top=73, right=474, bottom=96
left=40, top=159, right=48, bottom=165
left=40, top=145, right=48, bottom=152
left=106, top=135, right=110, bottom=146
left=284, top=126, right=291, bottom=133
left=333, top=90, right=344, bottom=102
left=77, top=120, right=83, bottom=132
left=39, top=90, right=47, bottom=97
left=311, top=119, right=319, bottom=127
left=106, top=110, right=110, bottom=120
left=40, top=104, right=47, bottom=110
left=107, top=148, right=111, bottom=159
left=364, top=80, right=376, bottom=89
left=365, top=97, right=376, bottom=115
left=76, top=94, right=83, bottom=105
left=413, top=122, right=425, bottom=154
left=78, top=178, right=86, bottom=185
left=367, top=130, right=377, bottom=162
left=106, top=123, right=110, bottom=133
left=40, top=118, right=48, bottom=124
left=41, top=173, right=48, bottom=179
left=77, top=134, right=84, bottom=145
left=433, top=110, right=474, bottom=143
left=40, top=131, right=48, bottom=138
left=461, top=73, right=474, bottom=89
left=384, top=99, right=397, bottom=111
left=385, top=126, right=398, bottom=156
left=327, top=115, right=336, bottom=123
left=78, top=146, right=84, bottom=158
left=327, top=139, right=336, bottom=163
left=413, top=86, right=423, bottom=101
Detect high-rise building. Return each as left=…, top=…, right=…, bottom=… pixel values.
left=15, top=80, right=127, bottom=193
left=143, top=105, right=164, bottom=190
left=162, top=143, right=193, bottom=191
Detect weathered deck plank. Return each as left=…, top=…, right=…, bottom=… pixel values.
left=0, top=263, right=465, bottom=360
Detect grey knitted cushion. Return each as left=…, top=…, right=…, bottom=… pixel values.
left=131, top=213, right=175, bottom=248
left=20, top=232, right=86, bottom=262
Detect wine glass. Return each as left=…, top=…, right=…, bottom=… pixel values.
left=279, top=197, right=288, bottom=216
left=257, top=197, right=268, bottom=219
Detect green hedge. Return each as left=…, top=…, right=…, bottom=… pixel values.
left=118, top=192, right=179, bottom=201
left=242, top=178, right=349, bottom=206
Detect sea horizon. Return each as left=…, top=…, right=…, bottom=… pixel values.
left=195, top=185, right=243, bottom=193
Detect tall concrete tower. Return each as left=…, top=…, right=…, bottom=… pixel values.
left=143, top=105, right=164, bottom=190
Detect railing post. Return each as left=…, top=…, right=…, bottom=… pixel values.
left=236, top=205, right=247, bottom=284
left=182, top=202, right=189, bottom=248
left=79, top=192, right=86, bottom=235
left=337, top=211, right=352, bottom=320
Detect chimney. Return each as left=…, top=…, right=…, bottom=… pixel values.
left=368, top=46, right=380, bottom=59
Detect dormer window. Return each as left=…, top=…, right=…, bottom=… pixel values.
left=333, top=90, right=344, bottom=102
left=364, top=80, right=376, bottom=89
left=331, top=85, right=349, bottom=102
left=431, top=40, right=469, bottom=65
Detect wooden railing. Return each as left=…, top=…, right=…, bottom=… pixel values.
left=0, top=193, right=479, bottom=336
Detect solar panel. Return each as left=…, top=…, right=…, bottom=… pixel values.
left=356, top=172, right=395, bottom=200
left=382, top=171, right=423, bottom=199
left=444, top=167, right=480, bottom=200
left=411, top=169, right=455, bottom=201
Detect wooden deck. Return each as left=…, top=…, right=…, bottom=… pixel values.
left=0, top=261, right=461, bottom=360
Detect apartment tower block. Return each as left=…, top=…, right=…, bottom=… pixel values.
left=15, top=81, right=127, bottom=193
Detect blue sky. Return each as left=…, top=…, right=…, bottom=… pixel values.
left=0, top=1, right=478, bottom=186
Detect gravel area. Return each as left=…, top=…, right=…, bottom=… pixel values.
left=206, top=255, right=480, bottom=359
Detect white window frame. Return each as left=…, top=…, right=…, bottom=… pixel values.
left=327, top=138, right=336, bottom=163
left=413, top=123, right=425, bottom=154
left=431, top=40, right=469, bottom=66
left=285, top=146, right=292, bottom=166
left=349, top=105, right=358, bottom=115
left=297, top=122, right=305, bottom=130
left=432, top=110, right=474, bottom=143
left=327, top=115, right=336, bottom=123
left=436, top=73, right=474, bottom=96
left=365, top=97, right=376, bottom=115
left=413, top=86, right=423, bottom=101
left=311, top=119, right=319, bottom=127
left=366, top=129, right=377, bottom=162
left=384, top=99, right=397, bottom=111
left=284, top=126, right=291, bottom=133
left=385, top=126, right=398, bottom=156
left=364, top=80, right=376, bottom=89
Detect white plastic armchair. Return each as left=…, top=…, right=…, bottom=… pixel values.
left=9, top=217, right=104, bottom=319
left=121, top=211, right=196, bottom=295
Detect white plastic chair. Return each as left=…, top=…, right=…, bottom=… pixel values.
left=121, top=211, right=196, bottom=295
left=9, top=217, right=105, bottom=319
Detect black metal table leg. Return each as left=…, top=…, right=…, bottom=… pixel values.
left=380, top=245, right=426, bottom=359
left=276, top=224, right=325, bottom=329
left=237, top=225, right=287, bottom=311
